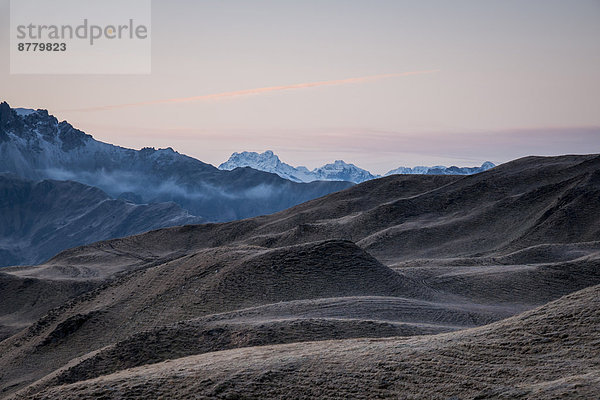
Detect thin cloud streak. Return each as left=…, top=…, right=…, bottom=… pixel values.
left=62, top=70, right=439, bottom=112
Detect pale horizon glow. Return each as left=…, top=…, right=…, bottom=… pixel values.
left=59, top=70, right=440, bottom=112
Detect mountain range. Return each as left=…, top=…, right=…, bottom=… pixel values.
left=0, top=100, right=494, bottom=266
left=1, top=154, right=598, bottom=399
left=0, top=102, right=351, bottom=222
left=0, top=101, right=352, bottom=266
left=1, top=99, right=598, bottom=398
left=219, top=150, right=495, bottom=183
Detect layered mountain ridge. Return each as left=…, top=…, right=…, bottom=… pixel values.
left=0, top=173, right=202, bottom=267
left=0, top=102, right=352, bottom=222
left=219, top=150, right=495, bottom=183
left=1, top=153, right=598, bottom=399
left=219, top=150, right=379, bottom=183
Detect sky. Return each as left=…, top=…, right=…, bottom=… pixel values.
left=1, top=0, right=599, bottom=174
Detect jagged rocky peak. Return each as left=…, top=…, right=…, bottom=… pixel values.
left=0, top=101, right=11, bottom=117
left=222, top=150, right=282, bottom=168
left=219, top=150, right=496, bottom=183
left=0, top=100, right=91, bottom=150
left=0, top=101, right=351, bottom=221
left=140, top=146, right=178, bottom=154
left=0, top=101, right=23, bottom=134
left=312, top=160, right=379, bottom=183
left=219, top=150, right=377, bottom=183
left=219, top=150, right=307, bottom=181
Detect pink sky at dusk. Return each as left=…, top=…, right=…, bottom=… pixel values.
left=1, top=0, right=599, bottom=173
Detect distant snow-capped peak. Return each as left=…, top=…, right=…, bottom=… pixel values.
left=311, top=160, right=379, bottom=183
left=385, top=161, right=495, bottom=176
left=220, top=150, right=282, bottom=171
left=219, top=150, right=496, bottom=183
left=219, top=150, right=314, bottom=182
left=219, top=151, right=377, bottom=183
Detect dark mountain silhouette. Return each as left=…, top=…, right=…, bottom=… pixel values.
left=0, top=173, right=203, bottom=267
left=0, top=101, right=352, bottom=221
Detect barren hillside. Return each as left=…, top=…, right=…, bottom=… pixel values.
left=1, top=154, right=599, bottom=399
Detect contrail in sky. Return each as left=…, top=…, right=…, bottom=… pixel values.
left=63, top=70, right=439, bottom=112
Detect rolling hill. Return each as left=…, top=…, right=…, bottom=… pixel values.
left=0, top=154, right=599, bottom=399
